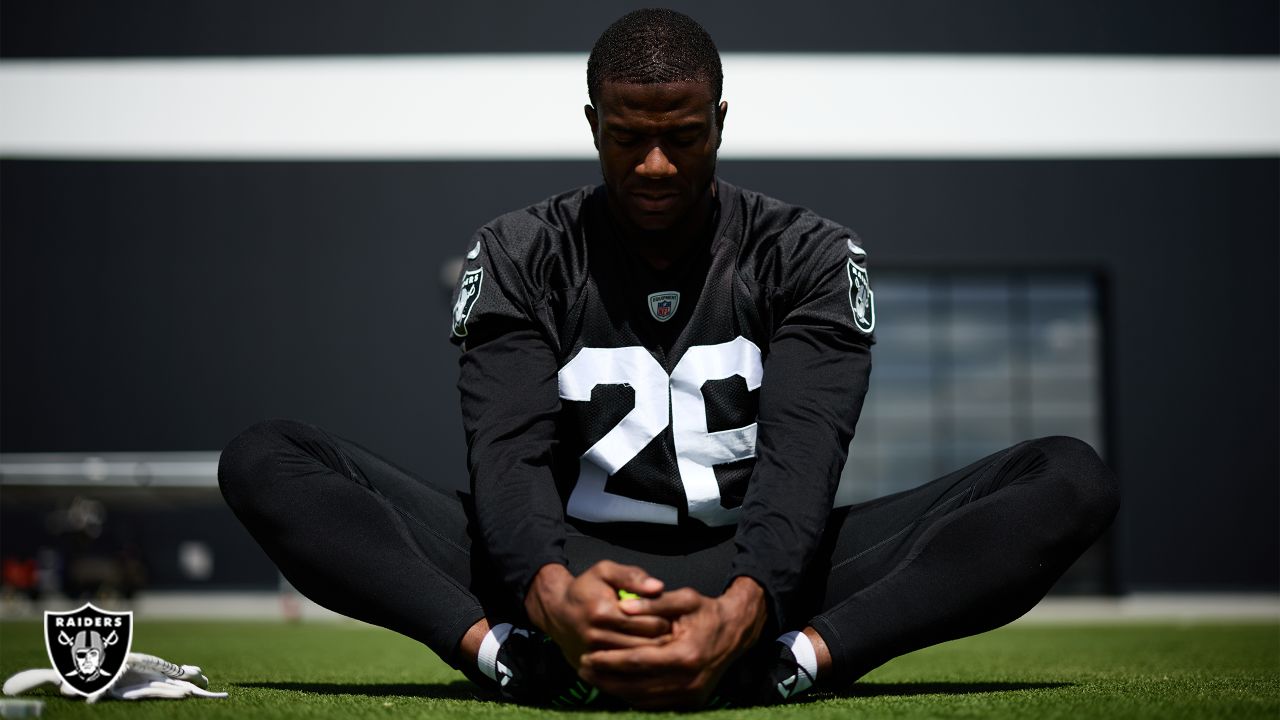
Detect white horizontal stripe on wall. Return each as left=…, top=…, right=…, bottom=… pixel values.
left=2, top=54, right=1278, bottom=159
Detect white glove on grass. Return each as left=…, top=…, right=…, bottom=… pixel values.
left=3, top=652, right=228, bottom=702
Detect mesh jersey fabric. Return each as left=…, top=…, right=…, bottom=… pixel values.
left=448, top=179, right=875, bottom=629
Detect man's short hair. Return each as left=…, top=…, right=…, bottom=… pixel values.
left=587, top=8, right=723, bottom=105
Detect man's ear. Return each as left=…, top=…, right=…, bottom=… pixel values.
left=715, top=101, right=728, bottom=149
left=585, top=104, right=600, bottom=151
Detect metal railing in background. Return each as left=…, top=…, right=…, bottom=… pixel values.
left=0, top=453, right=220, bottom=489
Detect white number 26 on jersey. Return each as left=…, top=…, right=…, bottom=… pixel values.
left=557, top=337, right=763, bottom=527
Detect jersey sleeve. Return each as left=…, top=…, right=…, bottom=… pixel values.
left=727, top=226, right=875, bottom=631
left=450, top=229, right=569, bottom=604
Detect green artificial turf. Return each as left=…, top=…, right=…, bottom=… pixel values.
left=1, top=619, right=1276, bottom=718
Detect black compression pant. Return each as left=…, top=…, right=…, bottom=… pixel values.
left=217, top=419, right=1118, bottom=681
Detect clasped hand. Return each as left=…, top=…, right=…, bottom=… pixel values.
left=524, top=561, right=766, bottom=709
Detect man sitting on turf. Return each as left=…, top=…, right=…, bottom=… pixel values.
left=218, top=8, right=1118, bottom=709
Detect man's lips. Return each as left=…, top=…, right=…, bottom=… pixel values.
left=631, top=192, right=679, bottom=212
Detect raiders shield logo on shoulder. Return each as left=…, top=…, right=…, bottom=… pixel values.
left=451, top=267, right=484, bottom=337
left=847, top=258, right=875, bottom=334
left=45, top=603, right=133, bottom=697
left=647, top=291, right=680, bottom=322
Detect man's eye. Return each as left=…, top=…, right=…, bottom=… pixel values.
left=611, top=134, right=639, bottom=146
left=671, top=134, right=700, bottom=147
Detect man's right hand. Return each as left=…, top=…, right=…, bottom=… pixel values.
left=523, top=561, right=671, bottom=668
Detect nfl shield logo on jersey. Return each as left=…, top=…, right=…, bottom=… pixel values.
left=45, top=603, right=134, bottom=697
left=647, top=291, right=681, bottom=322
left=452, top=268, right=484, bottom=337
left=847, top=258, right=875, bottom=334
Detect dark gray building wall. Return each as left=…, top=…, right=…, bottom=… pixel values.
left=4, top=0, right=1276, bottom=56
left=4, top=159, right=1276, bottom=591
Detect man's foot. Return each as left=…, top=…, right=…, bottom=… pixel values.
left=476, top=623, right=601, bottom=707
left=715, top=630, right=819, bottom=707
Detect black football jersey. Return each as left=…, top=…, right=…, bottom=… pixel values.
left=450, top=179, right=874, bottom=626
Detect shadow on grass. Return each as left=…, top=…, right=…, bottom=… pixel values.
left=235, top=679, right=1071, bottom=708
left=236, top=680, right=490, bottom=702
left=838, top=681, right=1071, bottom=698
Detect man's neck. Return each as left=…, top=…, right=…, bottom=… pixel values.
left=612, top=186, right=717, bottom=271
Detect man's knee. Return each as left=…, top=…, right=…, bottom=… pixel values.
left=1024, top=435, right=1119, bottom=533
left=218, top=418, right=314, bottom=510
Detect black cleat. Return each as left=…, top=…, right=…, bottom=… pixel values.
left=715, top=635, right=816, bottom=707
left=483, top=625, right=602, bottom=708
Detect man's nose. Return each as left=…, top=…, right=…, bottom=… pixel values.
left=636, top=145, right=677, bottom=178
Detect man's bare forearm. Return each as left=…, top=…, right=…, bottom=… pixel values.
left=716, top=575, right=768, bottom=651
left=524, top=563, right=574, bottom=634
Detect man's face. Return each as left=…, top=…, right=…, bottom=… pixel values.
left=586, top=80, right=727, bottom=232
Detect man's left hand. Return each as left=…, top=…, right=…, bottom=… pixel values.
left=577, top=576, right=767, bottom=709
